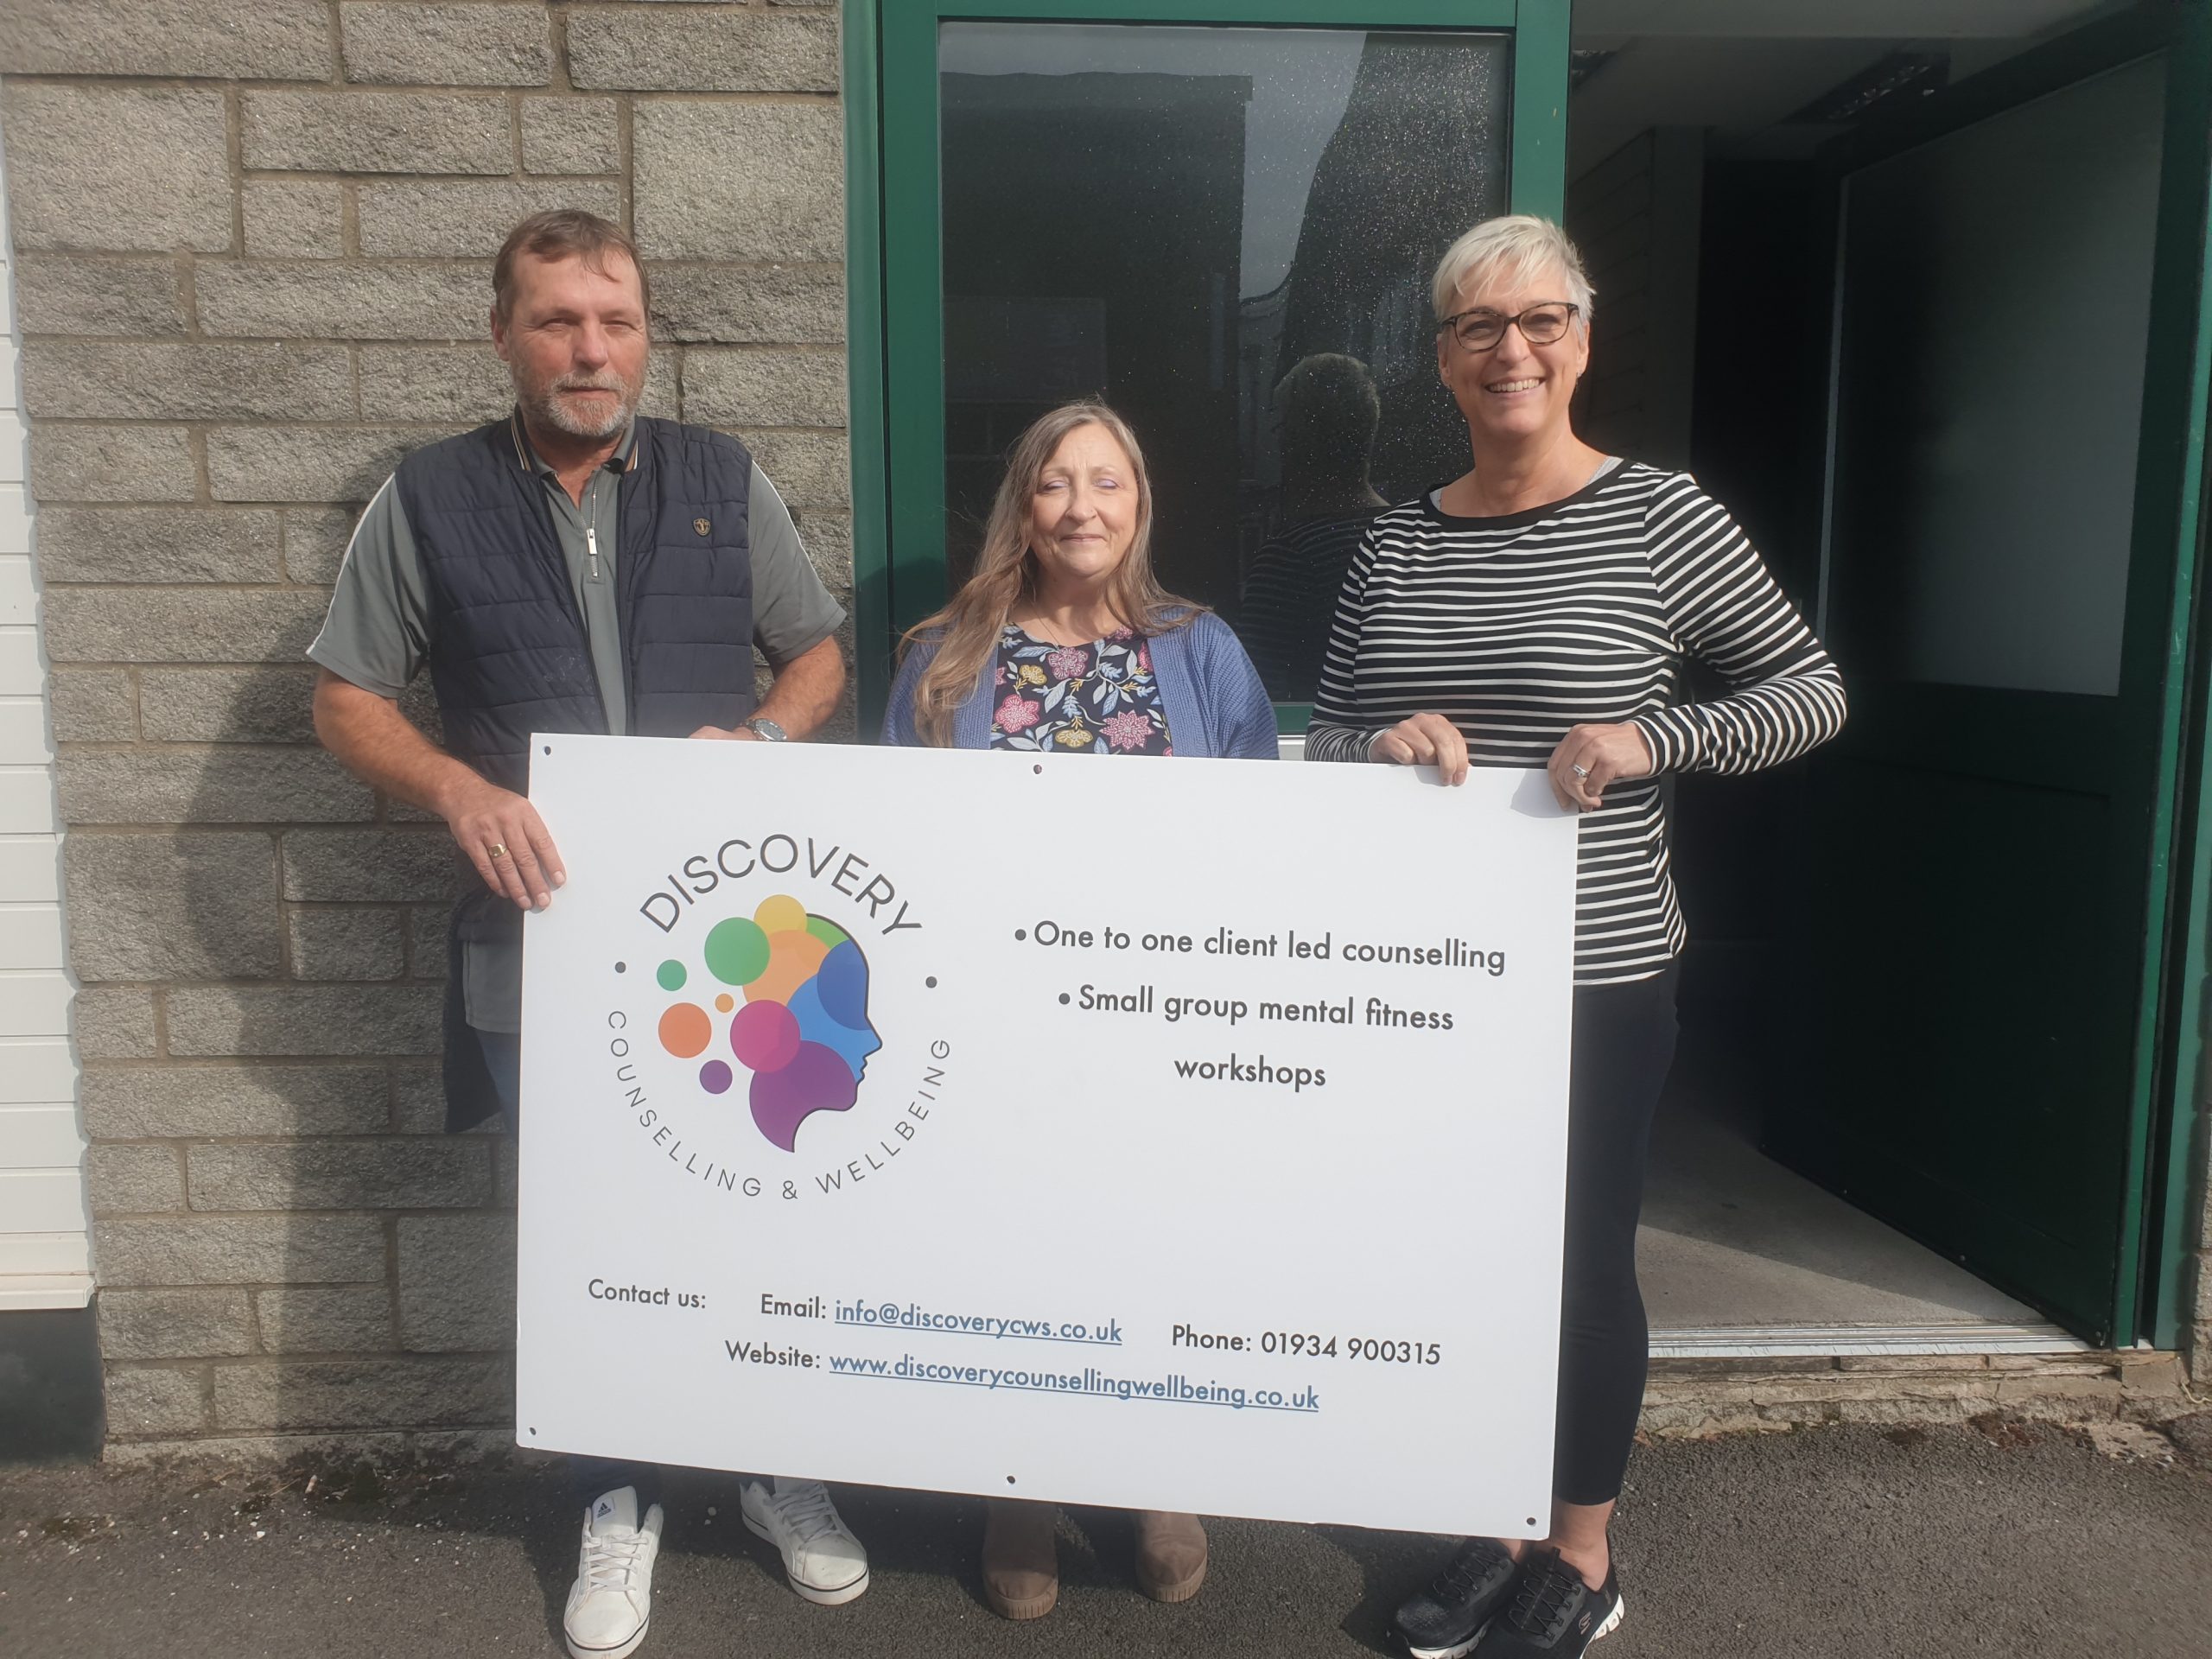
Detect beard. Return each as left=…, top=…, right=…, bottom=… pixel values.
left=517, top=363, right=645, bottom=441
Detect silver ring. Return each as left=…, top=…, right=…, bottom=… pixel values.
left=1569, top=764, right=1589, bottom=779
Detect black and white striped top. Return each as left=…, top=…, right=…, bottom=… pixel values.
left=1306, top=462, right=1847, bottom=985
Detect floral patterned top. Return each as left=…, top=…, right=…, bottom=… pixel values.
left=989, top=624, right=1173, bottom=755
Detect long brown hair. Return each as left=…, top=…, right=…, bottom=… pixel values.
left=900, top=401, right=1200, bottom=746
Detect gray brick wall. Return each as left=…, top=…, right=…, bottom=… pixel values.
left=0, top=0, right=851, bottom=1452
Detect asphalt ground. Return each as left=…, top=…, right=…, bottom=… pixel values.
left=3, top=1418, right=2209, bottom=1658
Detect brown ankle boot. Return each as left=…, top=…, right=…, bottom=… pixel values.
left=1134, top=1510, right=1208, bottom=1604
left=981, top=1498, right=1058, bottom=1620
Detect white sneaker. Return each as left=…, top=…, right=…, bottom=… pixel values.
left=739, top=1476, right=869, bottom=1605
left=563, top=1486, right=663, bottom=1659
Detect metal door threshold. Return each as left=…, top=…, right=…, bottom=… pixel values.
left=1649, top=1320, right=2091, bottom=1358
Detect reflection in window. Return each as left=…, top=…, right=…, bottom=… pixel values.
left=939, top=24, right=1510, bottom=699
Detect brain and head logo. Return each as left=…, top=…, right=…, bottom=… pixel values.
left=655, top=894, right=880, bottom=1151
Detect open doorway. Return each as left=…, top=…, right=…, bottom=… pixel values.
left=1561, top=0, right=2177, bottom=1356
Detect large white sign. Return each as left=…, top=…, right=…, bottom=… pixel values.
left=517, top=737, right=1577, bottom=1537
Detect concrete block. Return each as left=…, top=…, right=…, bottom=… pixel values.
left=254, top=1287, right=393, bottom=1354
left=283, top=507, right=367, bottom=584
left=165, top=985, right=443, bottom=1057
left=355, top=346, right=514, bottom=423
left=100, top=1287, right=255, bottom=1360
left=13, top=256, right=188, bottom=338
left=34, top=507, right=283, bottom=585
left=42, top=588, right=329, bottom=665
left=73, top=988, right=158, bottom=1060
left=86, top=1145, right=186, bottom=1216
left=1, top=86, right=232, bottom=253
left=199, top=262, right=493, bottom=342
left=802, top=510, right=852, bottom=590
left=242, top=91, right=512, bottom=175
left=521, top=98, right=620, bottom=175
left=29, top=426, right=195, bottom=505
left=0, top=0, right=333, bottom=79
left=65, top=832, right=281, bottom=980
left=25, top=341, right=354, bottom=424
left=408, top=906, right=451, bottom=980
left=282, top=831, right=461, bottom=903
left=683, top=347, right=846, bottom=428
left=289, top=907, right=406, bottom=981
left=340, top=3, right=551, bottom=86
left=57, top=750, right=373, bottom=825
left=48, top=670, right=137, bottom=742
left=1992, top=1373, right=2126, bottom=1419
left=242, top=182, right=347, bottom=260
left=104, top=1364, right=209, bottom=1435
left=397, top=1214, right=515, bottom=1351
left=212, top=1357, right=509, bottom=1432
left=140, top=667, right=321, bottom=744
left=393, top=1067, right=448, bottom=1134
left=82, top=1065, right=390, bottom=1140
left=188, top=1139, right=490, bottom=1211
left=94, top=1215, right=386, bottom=1287
left=358, top=180, right=624, bottom=258
left=633, top=102, right=842, bottom=262
left=208, top=425, right=446, bottom=505
left=652, top=263, right=844, bottom=345
left=734, top=429, right=849, bottom=510
left=568, top=9, right=837, bottom=92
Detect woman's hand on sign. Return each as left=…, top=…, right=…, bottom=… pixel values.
left=1548, top=721, right=1654, bottom=812
left=1369, top=713, right=1470, bottom=785
left=440, top=775, right=564, bottom=911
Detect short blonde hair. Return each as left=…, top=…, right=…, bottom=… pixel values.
left=1431, top=214, right=1595, bottom=327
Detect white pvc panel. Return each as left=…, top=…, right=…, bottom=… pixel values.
left=0, top=1106, right=86, bottom=1170
left=0, top=1038, right=74, bottom=1104
left=0, top=1234, right=93, bottom=1276
left=0, top=556, right=31, bottom=624
left=0, top=971, right=71, bottom=1035
left=0, top=767, right=56, bottom=835
left=0, top=410, right=23, bottom=486
left=0, top=485, right=29, bottom=556
left=0, top=904, right=64, bottom=971
left=0, top=1170, right=92, bottom=1234
left=0, top=700, right=53, bottom=766
left=0, top=836, right=61, bottom=903
left=0, top=632, right=38, bottom=697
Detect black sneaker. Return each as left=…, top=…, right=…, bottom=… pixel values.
left=1472, top=1547, right=1623, bottom=1656
left=1391, top=1537, right=1522, bottom=1659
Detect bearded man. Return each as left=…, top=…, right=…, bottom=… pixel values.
left=308, top=210, right=863, bottom=1659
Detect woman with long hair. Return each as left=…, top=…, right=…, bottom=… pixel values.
left=885, top=400, right=1275, bottom=760
left=881, top=401, right=1275, bottom=1618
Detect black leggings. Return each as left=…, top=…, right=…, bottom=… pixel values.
left=1552, top=963, right=1679, bottom=1507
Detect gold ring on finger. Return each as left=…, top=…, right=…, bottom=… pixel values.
left=487, top=842, right=509, bottom=861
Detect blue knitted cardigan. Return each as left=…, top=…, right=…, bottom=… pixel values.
left=880, top=610, right=1279, bottom=759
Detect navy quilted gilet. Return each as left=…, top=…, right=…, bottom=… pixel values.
left=395, top=414, right=758, bottom=792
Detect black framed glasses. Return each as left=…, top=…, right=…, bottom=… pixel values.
left=1438, top=302, right=1580, bottom=352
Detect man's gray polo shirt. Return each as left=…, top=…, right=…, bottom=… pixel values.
left=308, top=411, right=845, bottom=1033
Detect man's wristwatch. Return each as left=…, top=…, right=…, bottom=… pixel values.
left=745, top=716, right=790, bottom=742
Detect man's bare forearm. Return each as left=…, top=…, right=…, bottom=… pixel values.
left=753, top=635, right=846, bottom=739
left=312, top=669, right=483, bottom=817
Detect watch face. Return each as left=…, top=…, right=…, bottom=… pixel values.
left=747, top=718, right=788, bottom=742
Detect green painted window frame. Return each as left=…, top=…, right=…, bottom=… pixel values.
left=841, top=0, right=1570, bottom=732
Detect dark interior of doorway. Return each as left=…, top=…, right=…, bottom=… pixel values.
left=1560, top=6, right=2126, bottom=1357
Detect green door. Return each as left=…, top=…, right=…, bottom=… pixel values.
left=846, top=0, right=1571, bottom=723
left=1774, top=16, right=2212, bottom=1346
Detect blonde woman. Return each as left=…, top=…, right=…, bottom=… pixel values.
left=884, top=400, right=1275, bottom=760
left=881, top=402, right=1274, bottom=1618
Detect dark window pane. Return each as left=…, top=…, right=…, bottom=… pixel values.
left=939, top=23, right=1510, bottom=700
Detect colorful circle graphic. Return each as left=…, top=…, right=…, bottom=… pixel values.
left=656, top=893, right=882, bottom=1151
